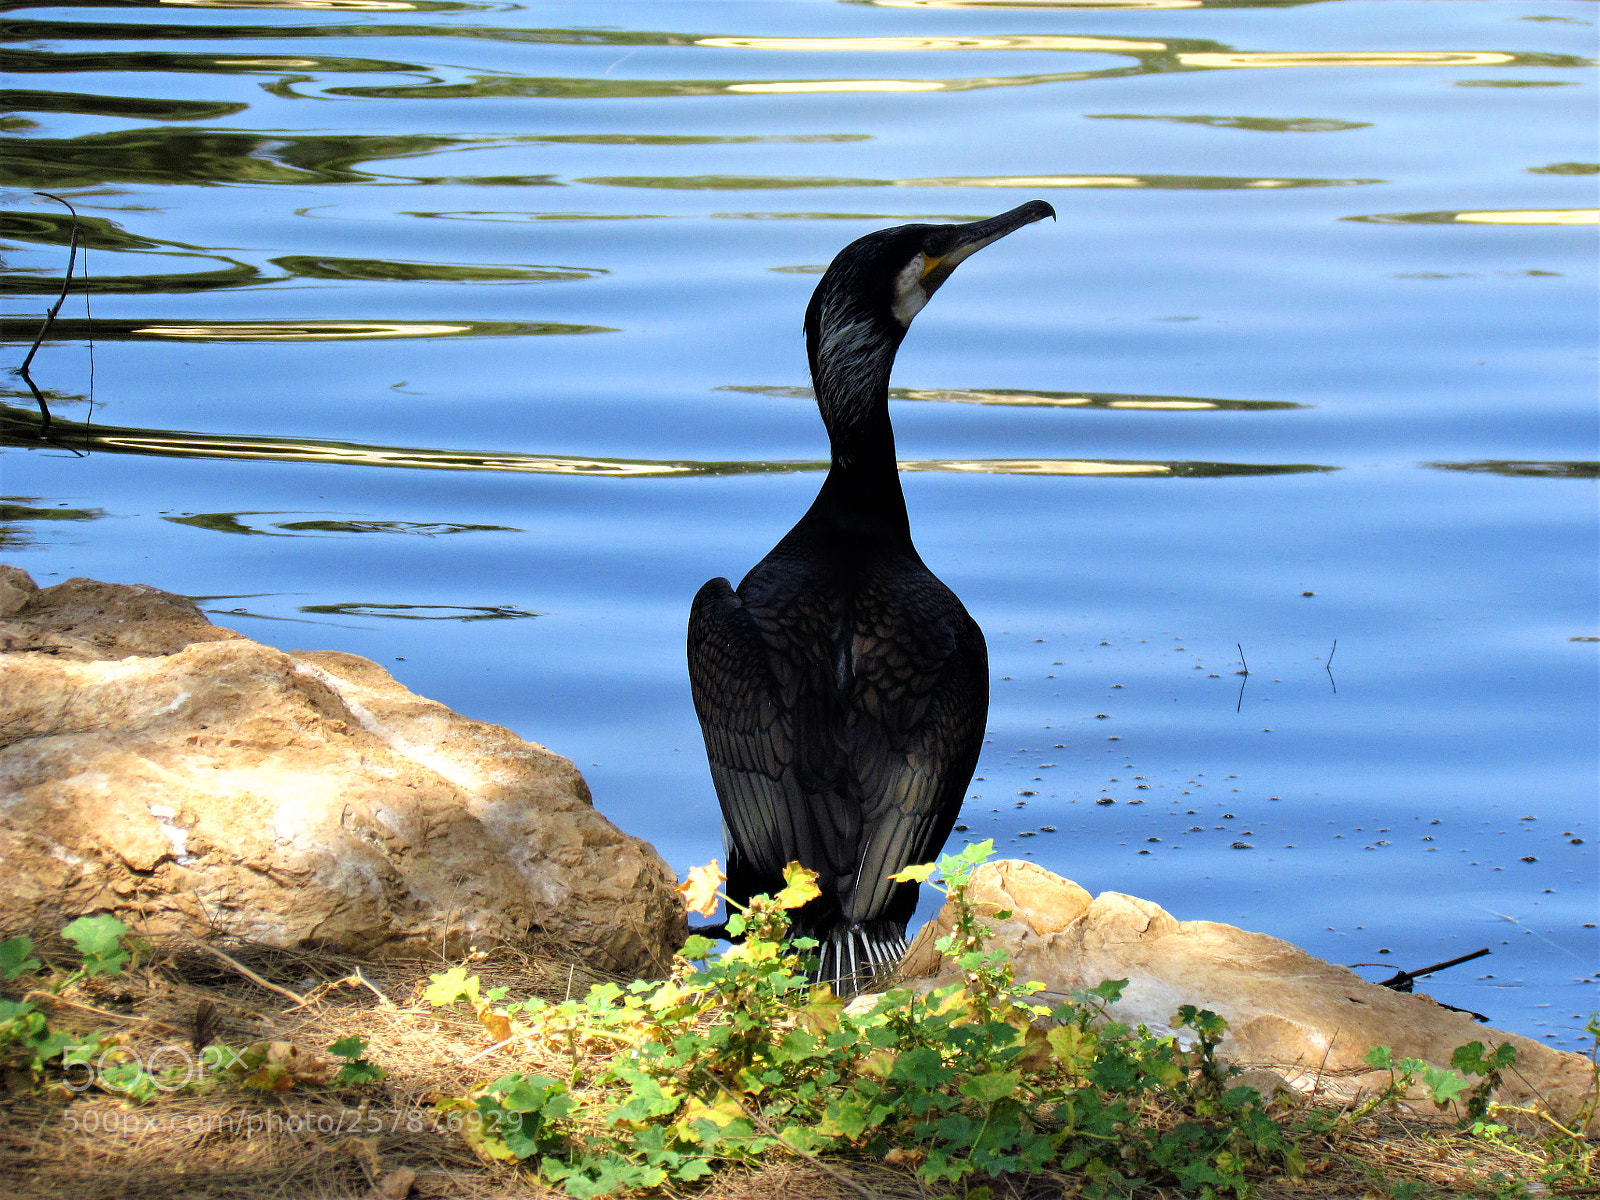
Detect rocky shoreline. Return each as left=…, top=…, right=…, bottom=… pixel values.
left=1, top=565, right=1590, bottom=1128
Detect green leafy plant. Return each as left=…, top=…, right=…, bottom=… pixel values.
left=329, top=1034, right=387, bottom=1087
left=59, top=915, right=132, bottom=978
left=0, top=998, right=73, bottom=1074
left=0, top=935, right=42, bottom=981
left=432, top=844, right=1305, bottom=1198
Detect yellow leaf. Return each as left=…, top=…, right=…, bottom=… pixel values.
left=800, top=986, right=844, bottom=1036
left=1013, top=1025, right=1053, bottom=1073
left=774, top=861, right=821, bottom=910
left=856, top=1049, right=897, bottom=1078
left=734, top=1065, right=767, bottom=1094
left=476, top=1004, right=512, bottom=1044
left=681, top=1092, right=746, bottom=1130
left=1047, top=1025, right=1096, bottom=1073
left=676, top=860, right=725, bottom=917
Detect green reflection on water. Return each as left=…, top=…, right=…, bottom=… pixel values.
left=711, top=212, right=987, bottom=221
left=0, top=89, right=248, bottom=122
left=278, top=518, right=521, bottom=534
left=1085, top=113, right=1370, bottom=133
left=1, top=46, right=420, bottom=76
left=0, top=128, right=476, bottom=190
left=1455, top=79, right=1575, bottom=88
left=268, top=256, right=605, bottom=283
left=166, top=511, right=291, bottom=536
left=0, top=319, right=616, bottom=342
left=1346, top=209, right=1599, bottom=225
left=164, top=512, right=522, bottom=536
left=0, top=208, right=177, bottom=252
left=524, top=133, right=872, bottom=145
left=1427, top=461, right=1599, bottom=479
left=0, top=404, right=1333, bottom=480
left=405, top=210, right=668, bottom=222
left=580, top=172, right=1376, bottom=190
left=0, top=498, right=107, bottom=550
left=299, top=602, right=537, bottom=620
left=722, top=384, right=1305, bottom=411
left=2, top=259, right=262, bottom=296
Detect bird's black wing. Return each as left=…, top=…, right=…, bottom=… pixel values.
left=835, top=580, right=987, bottom=928
left=688, top=576, right=806, bottom=902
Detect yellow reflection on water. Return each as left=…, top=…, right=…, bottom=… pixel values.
left=1107, top=399, right=1215, bottom=409
left=726, top=80, right=945, bottom=94
left=163, top=0, right=413, bottom=7
left=901, top=174, right=1146, bottom=188
left=135, top=322, right=473, bottom=340
left=903, top=459, right=1170, bottom=475
left=1455, top=209, right=1600, bottom=225
left=698, top=35, right=1164, bottom=53
left=901, top=389, right=1095, bottom=406
left=865, top=0, right=1198, bottom=8
left=1177, top=51, right=1518, bottom=69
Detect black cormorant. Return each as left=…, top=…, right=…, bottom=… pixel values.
left=688, top=200, right=1055, bottom=990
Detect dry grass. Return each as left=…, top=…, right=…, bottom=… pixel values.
left=0, top=935, right=1572, bottom=1200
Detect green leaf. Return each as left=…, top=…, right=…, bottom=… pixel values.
left=888, top=863, right=936, bottom=884
left=889, top=1046, right=952, bottom=1087
left=328, top=1035, right=368, bottom=1060
left=680, top=935, right=716, bottom=960
left=0, top=936, right=41, bottom=981
left=959, top=1070, right=1021, bottom=1102
left=1085, top=978, right=1128, bottom=1004
left=1451, top=1039, right=1517, bottom=1076
left=334, top=1060, right=386, bottom=1086
left=424, top=966, right=481, bottom=1007
left=610, top=1075, right=679, bottom=1121
left=61, top=915, right=130, bottom=977
left=1420, top=1066, right=1470, bottom=1105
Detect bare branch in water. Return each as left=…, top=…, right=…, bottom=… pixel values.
left=18, top=191, right=84, bottom=438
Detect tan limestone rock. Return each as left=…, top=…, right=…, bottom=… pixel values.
left=0, top=567, right=686, bottom=976
left=901, top=860, right=1593, bottom=1128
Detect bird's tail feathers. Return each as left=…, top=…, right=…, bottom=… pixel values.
left=813, top=924, right=909, bottom=997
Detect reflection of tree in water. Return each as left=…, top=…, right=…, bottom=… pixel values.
left=0, top=127, right=474, bottom=190
left=0, top=401, right=1335, bottom=481
left=0, top=499, right=107, bottom=550
left=1428, top=460, right=1599, bottom=479
left=162, top=512, right=522, bottom=536
left=299, top=602, right=539, bottom=621
left=1, top=89, right=247, bottom=123
left=722, top=384, right=1305, bottom=411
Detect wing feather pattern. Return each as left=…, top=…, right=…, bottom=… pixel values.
left=689, top=558, right=986, bottom=949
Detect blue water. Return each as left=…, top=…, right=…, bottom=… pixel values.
left=3, top=0, right=1596, bottom=1046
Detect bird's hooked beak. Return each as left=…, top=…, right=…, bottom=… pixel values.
left=917, top=200, right=1055, bottom=296
left=889, top=200, right=1054, bottom=326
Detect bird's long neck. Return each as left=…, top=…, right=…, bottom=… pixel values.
left=808, top=322, right=910, bottom=542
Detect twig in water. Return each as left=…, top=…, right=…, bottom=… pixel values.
left=1372, top=946, right=1490, bottom=993
left=1325, top=638, right=1338, bottom=694
left=1235, top=642, right=1249, bottom=713
left=1347, top=948, right=1493, bottom=1021
left=18, top=191, right=84, bottom=437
